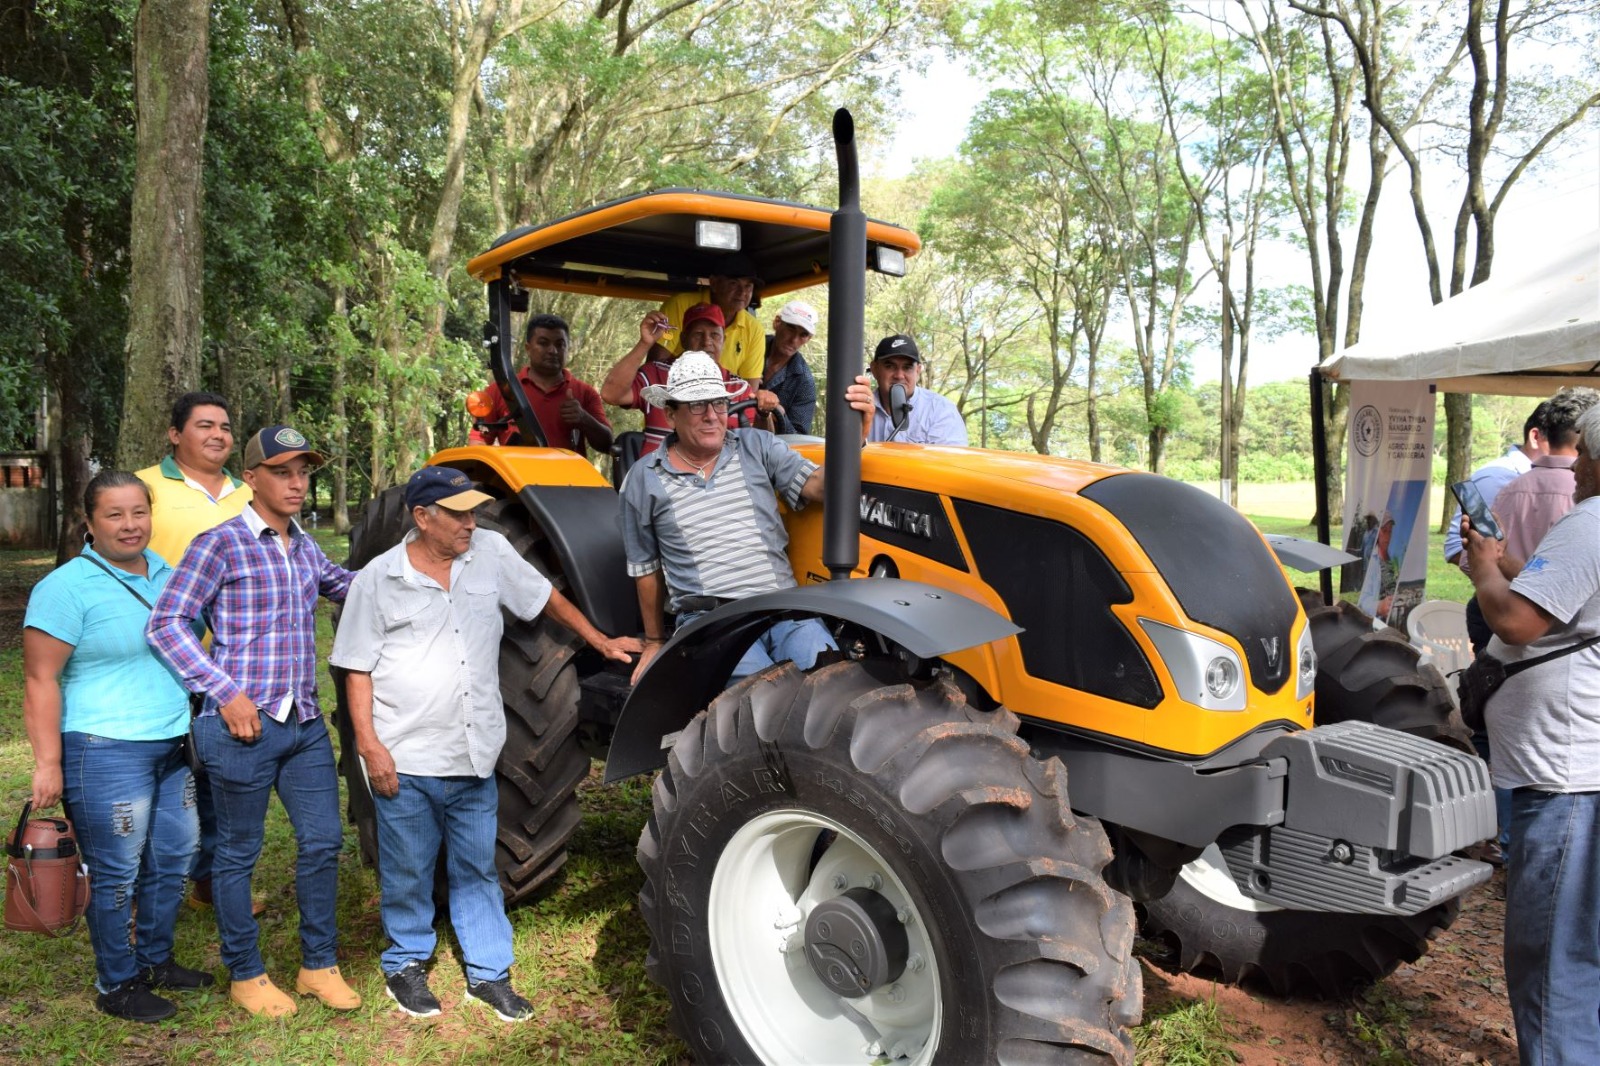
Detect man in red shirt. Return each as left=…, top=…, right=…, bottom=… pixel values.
left=470, top=314, right=613, bottom=456
left=601, top=303, right=776, bottom=455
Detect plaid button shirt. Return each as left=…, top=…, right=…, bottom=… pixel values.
left=147, top=507, right=353, bottom=720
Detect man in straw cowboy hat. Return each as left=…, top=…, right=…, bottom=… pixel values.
left=618, top=351, right=875, bottom=684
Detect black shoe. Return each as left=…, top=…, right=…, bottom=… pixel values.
left=97, top=980, right=177, bottom=1023
left=465, top=977, right=533, bottom=1022
left=385, top=963, right=441, bottom=1018
left=140, top=959, right=216, bottom=991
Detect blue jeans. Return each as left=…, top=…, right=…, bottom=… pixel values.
left=677, top=612, right=836, bottom=683
left=1469, top=729, right=1513, bottom=853
left=1504, top=789, right=1600, bottom=1064
left=194, top=711, right=342, bottom=980
left=375, top=773, right=512, bottom=984
left=191, top=775, right=217, bottom=882
left=61, top=732, right=199, bottom=991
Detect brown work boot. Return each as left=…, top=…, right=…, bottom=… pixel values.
left=230, top=975, right=297, bottom=1017
left=295, top=965, right=362, bottom=1011
left=188, top=878, right=267, bottom=916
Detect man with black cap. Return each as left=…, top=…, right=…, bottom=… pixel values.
left=330, top=467, right=636, bottom=1021
left=867, top=334, right=969, bottom=446
left=653, top=253, right=766, bottom=388
left=148, top=425, right=359, bottom=1018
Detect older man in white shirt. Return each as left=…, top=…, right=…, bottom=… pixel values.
left=331, top=467, right=635, bottom=1021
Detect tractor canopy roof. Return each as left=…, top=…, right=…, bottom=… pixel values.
left=465, top=188, right=921, bottom=302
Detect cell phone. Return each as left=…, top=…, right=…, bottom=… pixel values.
left=1450, top=480, right=1505, bottom=541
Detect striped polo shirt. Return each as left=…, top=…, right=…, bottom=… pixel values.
left=618, top=429, right=817, bottom=614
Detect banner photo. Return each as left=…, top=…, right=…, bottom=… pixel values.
left=1340, top=381, right=1436, bottom=630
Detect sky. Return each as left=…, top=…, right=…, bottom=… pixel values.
left=875, top=49, right=1600, bottom=388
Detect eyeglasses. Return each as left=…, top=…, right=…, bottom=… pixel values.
left=669, top=399, right=730, bottom=416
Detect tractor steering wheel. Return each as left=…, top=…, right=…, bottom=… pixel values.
left=728, top=398, right=759, bottom=427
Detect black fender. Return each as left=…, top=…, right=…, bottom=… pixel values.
left=513, top=485, right=640, bottom=637
left=602, top=578, right=1021, bottom=782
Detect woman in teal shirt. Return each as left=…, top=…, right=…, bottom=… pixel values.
left=22, top=471, right=212, bottom=1022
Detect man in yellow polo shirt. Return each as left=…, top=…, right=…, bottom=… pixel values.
left=654, top=252, right=764, bottom=388
left=138, top=393, right=253, bottom=566
left=137, top=391, right=255, bottom=913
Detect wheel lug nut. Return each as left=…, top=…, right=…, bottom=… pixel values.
left=831, top=874, right=848, bottom=891
left=907, top=953, right=925, bottom=973
left=864, top=873, right=882, bottom=890
left=887, top=983, right=904, bottom=1003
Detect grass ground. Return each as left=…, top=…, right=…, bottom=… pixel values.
left=0, top=502, right=1470, bottom=1064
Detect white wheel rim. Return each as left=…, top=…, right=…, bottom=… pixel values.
left=1176, top=844, right=1281, bottom=913
left=709, top=809, right=942, bottom=1064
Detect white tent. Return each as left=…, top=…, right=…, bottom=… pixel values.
left=1319, top=229, right=1600, bottom=396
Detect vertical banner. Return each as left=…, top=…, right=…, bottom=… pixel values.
left=1341, top=381, right=1436, bottom=630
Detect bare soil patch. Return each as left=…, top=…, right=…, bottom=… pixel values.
left=1140, top=870, right=1515, bottom=1063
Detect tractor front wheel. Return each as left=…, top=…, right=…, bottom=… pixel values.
left=638, top=659, right=1140, bottom=1064
left=1138, top=594, right=1466, bottom=996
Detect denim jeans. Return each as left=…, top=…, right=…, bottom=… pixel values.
left=61, top=732, right=199, bottom=991
left=1469, top=729, right=1514, bottom=852
left=191, top=774, right=217, bottom=882
left=677, top=612, right=836, bottom=683
left=1504, top=788, right=1600, bottom=1064
left=375, top=773, right=512, bottom=984
left=193, top=711, right=342, bottom=980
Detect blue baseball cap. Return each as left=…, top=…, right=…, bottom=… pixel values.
left=404, top=467, right=493, bottom=512
left=243, top=425, right=326, bottom=469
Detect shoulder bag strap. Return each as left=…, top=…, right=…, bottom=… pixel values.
left=77, top=552, right=154, bottom=611
left=1503, top=634, right=1600, bottom=677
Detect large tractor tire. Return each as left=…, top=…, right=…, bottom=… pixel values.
left=639, top=659, right=1140, bottom=1065
left=1139, top=594, right=1467, bottom=997
left=336, top=488, right=586, bottom=906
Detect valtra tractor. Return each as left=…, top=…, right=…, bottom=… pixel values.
left=336, top=111, right=1495, bottom=1064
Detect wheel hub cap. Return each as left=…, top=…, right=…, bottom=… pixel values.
left=804, top=886, right=909, bottom=997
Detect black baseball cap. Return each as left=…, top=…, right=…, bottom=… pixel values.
left=714, top=252, right=761, bottom=281
left=873, top=334, right=921, bottom=363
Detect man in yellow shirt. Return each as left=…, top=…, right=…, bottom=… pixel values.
left=136, top=391, right=256, bottom=914
left=654, top=253, right=764, bottom=388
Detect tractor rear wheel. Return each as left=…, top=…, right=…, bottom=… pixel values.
left=638, top=659, right=1140, bottom=1064
left=1138, top=594, right=1467, bottom=997
left=336, top=488, right=586, bottom=905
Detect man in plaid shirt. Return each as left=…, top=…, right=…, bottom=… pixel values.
left=148, top=425, right=359, bottom=1018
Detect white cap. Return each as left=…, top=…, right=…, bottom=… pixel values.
left=775, top=300, right=818, bottom=335
left=638, top=351, right=744, bottom=408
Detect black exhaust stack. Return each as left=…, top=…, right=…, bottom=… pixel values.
left=823, top=108, right=865, bottom=581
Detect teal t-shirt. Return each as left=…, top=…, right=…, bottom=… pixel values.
left=23, top=547, right=190, bottom=740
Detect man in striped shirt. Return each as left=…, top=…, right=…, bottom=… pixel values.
left=147, top=425, right=360, bottom=1018
left=618, top=352, right=875, bottom=684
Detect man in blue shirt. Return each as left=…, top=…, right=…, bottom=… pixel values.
left=866, top=334, right=969, bottom=446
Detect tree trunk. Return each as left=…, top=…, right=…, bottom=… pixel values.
left=1442, top=392, right=1473, bottom=530
left=332, top=286, right=351, bottom=534
left=52, top=379, right=94, bottom=565
left=119, top=0, right=208, bottom=470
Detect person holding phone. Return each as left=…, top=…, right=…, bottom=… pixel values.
left=1461, top=400, right=1600, bottom=1063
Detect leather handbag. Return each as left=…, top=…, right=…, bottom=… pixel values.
left=4, top=802, right=90, bottom=937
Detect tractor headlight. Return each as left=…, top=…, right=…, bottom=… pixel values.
left=1205, top=657, right=1240, bottom=700
left=1138, top=619, right=1248, bottom=711
left=695, top=220, right=742, bottom=251
left=872, top=245, right=907, bottom=276
left=1295, top=623, right=1317, bottom=701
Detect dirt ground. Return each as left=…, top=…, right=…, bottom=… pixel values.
left=1142, top=870, right=1517, bottom=1064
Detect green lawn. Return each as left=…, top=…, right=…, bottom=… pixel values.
left=0, top=509, right=1450, bottom=1063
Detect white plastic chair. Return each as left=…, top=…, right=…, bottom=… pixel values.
left=1406, top=600, right=1474, bottom=674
